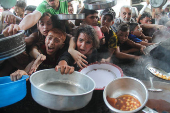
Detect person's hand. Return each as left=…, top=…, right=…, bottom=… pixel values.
left=4, top=14, right=16, bottom=25
left=100, top=26, right=109, bottom=34
left=10, top=70, right=28, bottom=81
left=69, top=49, right=88, bottom=69
left=140, top=46, right=146, bottom=54
left=55, top=65, right=74, bottom=74
left=28, top=54, right=46, bottom=75
left=100, top=57, right=111, bottom=63
left=2, top=24, right=20, bottom=37
left=134, top=56, right=141, bottom=61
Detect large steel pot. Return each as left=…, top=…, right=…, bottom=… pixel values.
left=30, top=69, right=95, bottom=111
left=103, top=77, right=158, bottom=113
left=0, top=30, right=25, bottom=61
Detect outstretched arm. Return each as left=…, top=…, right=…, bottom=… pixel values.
left=68, top=37, right=88, bottom=69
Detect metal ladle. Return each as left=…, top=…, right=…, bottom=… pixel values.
left=145, top=64, right=163, bottom=92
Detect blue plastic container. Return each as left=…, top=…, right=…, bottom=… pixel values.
left=0, top=75, right=29, bottom=108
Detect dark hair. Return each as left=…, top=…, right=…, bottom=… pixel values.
left=117, top=23, right=130, bottom=32
left=100, top=8, right=116, bottom=20
left=128, top=23, right=138, bottom=32
left=67, top=0, right=73, bottom=3
left=139, top=12, right=151, bottom=24
left=25, top=5, right=37, bottom=12
left=74, top=25, right=100, bottom=49
left=48, top=28, right=66, bottom=42
left=82, top=9, right=98, bottom=18
left=15, top=1, right=26, bottom=9
left=38, top=12, right=56, bottom=28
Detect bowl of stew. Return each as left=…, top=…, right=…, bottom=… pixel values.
left=103, top=77, right=148, bottom=113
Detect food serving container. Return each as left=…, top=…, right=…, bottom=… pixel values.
left=30, top=69, right=95, bottom=111
left=103, top=77, right=158, bottom=113
left=54, top=14, right=85, bottom=20
left=79, top=62, right=123, bottom=90
left=0, top=75, right=29, bottom=108
left=84, top=0, right=117, bottom=10
left=0, top=30, right=25, bottom=61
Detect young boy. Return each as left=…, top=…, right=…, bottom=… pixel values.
left=128, top=23, right=154, bottom=46
left=10, top=28, right=67, bottom=81
left=98, top=8, right=118, bottom=63
left=114, top=23, right=146, bottom=61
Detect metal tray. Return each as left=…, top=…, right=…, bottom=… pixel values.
left=54, top=14, right=85, bottom=20
left=147, top=64, right=170, bottom=80
left=84, top=0, right=117, bottom=10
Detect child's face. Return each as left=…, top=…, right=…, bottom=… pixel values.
left=117, top=30, right=129, bottom=44
left=14, top=6, right=24, bottom=18
left=133, top=25, right=143, bottom=37
left=38, top=15, right=53, bottom=36
left=45, top=31, right=64, bottom=56
left=68, top=2, right=74, bottom=14
left=140, top=17, right=152, bottom=24
left=101, top=15, right=114, bottom=28
left=77, top=33, right=93, bottom=55
left=85, top=13, right=98, bottom=26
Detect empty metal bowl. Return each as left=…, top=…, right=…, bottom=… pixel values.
left=30, top=69, right=95, bottom=111
left=103, top=77, right=148, bottom=113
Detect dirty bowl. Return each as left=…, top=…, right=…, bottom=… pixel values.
left=0, top=75, right=29, bottom=108
left=103, top=77, right=148, bottom=113
left=30, top=69, right=95, bottom=111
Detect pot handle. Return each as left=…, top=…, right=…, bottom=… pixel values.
left=142, top=106, right=158, bottom=113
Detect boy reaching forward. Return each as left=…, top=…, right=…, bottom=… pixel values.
left=10, top=28, right=69, bottom=81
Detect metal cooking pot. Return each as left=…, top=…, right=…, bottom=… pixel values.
left=84, top=0, right=117, bottom=10
left=0, top=30, right=25, bottom=61
left=103, top=77, right=158, bottom=113
left=0, top=0, right=17, bottom=9
left=30, top=69, right=95, bottom=111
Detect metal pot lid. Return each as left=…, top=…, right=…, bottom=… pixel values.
left=84, top=0, right=117, bottom=10
left=54, top=13, right=85, bottom=20
left=150, top=0, right=165, bottom=8
left=0, top=0, right=17, bottom=9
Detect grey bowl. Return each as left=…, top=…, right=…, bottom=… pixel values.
left=103, top=77, right=148, bottom=113
left=30, top=69, right=95, bottom=111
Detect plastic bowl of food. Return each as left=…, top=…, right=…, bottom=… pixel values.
left=0, top=75, right=29, bottom=108
left=103, top=77, right=149, bottom=113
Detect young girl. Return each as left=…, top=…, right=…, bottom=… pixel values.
left=55, top=25, right=100, bottom=74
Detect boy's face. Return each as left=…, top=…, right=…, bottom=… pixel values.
left=117, top=30, right=129, bottom=44
left=68, top=2, right=74, bottom=14
left=38, top=15, right=53, bottom=36
left=101, top=15, right=114, bottom=28
left=45, top=31, right=64, bottom=56
left=120, top=7, right=132, bottom=23
left=46, top=0, right=59, bottom=9
left=14, top=6, right=24, bottom=18
left=140, top=17, right=152, bottom=24
left=132, top=25, right=143, bottom=37
left=77, top=33, right=93, bottom=55
left=84, top=13, right=98, bottom=26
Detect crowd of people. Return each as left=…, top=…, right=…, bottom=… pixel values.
left=0, top=0, right=170, bottom=82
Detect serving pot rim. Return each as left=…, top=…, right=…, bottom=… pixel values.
left=0, top=30, right=25, bottom=41
left=103, top=77, right=149, bottom=113
left=30, top=68, right=96, bottom=96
